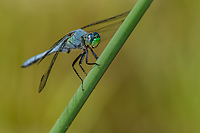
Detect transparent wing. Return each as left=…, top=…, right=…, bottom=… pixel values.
left=91, top=20, right=126, bottom=42
left=81, top=10, right=130, bottom=30
left=81, top=10, right=130, bottom=42
left=38, top=41, right=66, bottom=93
left=21, top=33, right=71, bottom=68
left=37, top=32, right=72, bottom=65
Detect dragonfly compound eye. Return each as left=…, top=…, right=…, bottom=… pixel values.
left=85, top=32, right=100, bottom=48
left=92, top=32, right=100, bottom=48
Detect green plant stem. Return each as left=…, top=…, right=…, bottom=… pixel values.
left=50, top=0, right=153, bottom=132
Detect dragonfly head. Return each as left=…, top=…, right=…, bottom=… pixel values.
left=85, top=32, right=100, bottom=48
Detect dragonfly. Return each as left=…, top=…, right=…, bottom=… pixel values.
left=21, top=10, right=130, bottom=93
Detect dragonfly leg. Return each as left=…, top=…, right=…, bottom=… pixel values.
left=79, top=51, right=87, bottom=76
left=72, top=52, right=84, bottom=91
left=88, top=47, right=98, bottom=60
left=85, top=47, right=100, bottom=66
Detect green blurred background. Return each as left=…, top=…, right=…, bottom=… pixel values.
left=1, top=0, right=200, bottom=132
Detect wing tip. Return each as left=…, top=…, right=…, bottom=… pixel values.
left=38, top=88, right=43, bottom=93
left=38, top=84, right=45, bottom=93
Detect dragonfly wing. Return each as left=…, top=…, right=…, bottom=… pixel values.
left=37, top=33, right=71, bottom=65
left=80, top=10, right=130, bottom=30
left=21, top=33, right=71, bottom=68
left=80, top=11, right=130, bottom=43
left=91, top=20, right=126, bottom=43
left=38, top=41, right=66, bottom=93
left=90, top=20, right=124, bottom=33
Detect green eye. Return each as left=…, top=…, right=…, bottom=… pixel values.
left=91, top=32, right=100, bottom=48
left=85, top=32, right=100, bottom=48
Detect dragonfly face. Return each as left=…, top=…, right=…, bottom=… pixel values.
left=21, top=10, right=130, bottom=93
left=84, top=32, right=100, bottom=48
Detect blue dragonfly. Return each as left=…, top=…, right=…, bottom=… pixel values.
left=21, top=10, right=130, bottom=93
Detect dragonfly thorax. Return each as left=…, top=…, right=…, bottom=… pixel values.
left=84, top=32, right=100, bottom=48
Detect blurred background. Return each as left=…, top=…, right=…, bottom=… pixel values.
left=1, top=0, right=200, bottom=132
